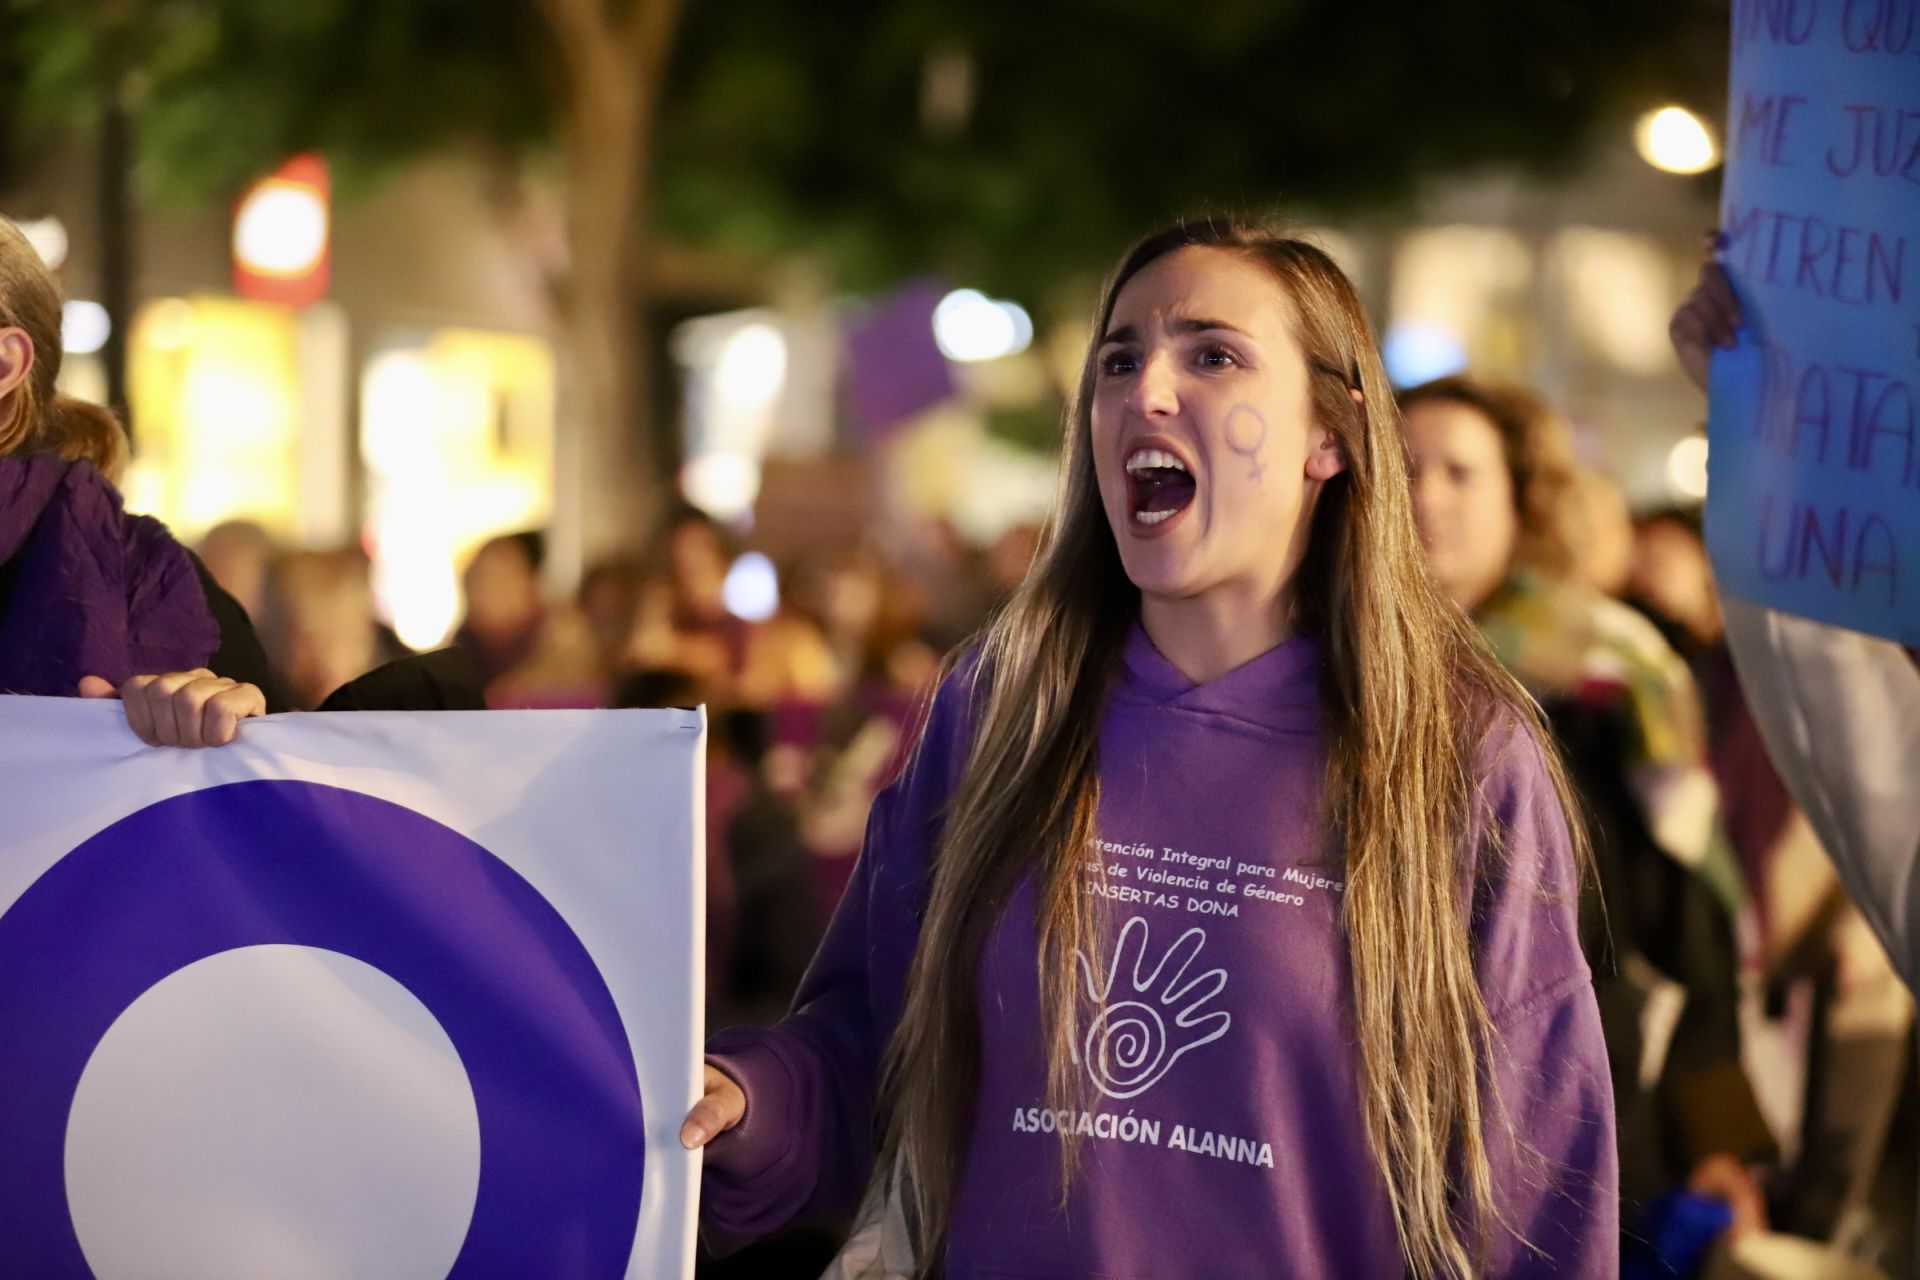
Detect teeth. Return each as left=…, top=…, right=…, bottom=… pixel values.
left=1134, top=508, right=1176, bottom=525
left=1125, top=448, right=1188, bottom=476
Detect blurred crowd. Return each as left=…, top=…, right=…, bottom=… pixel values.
left=193, top=375, right=1912, bottom=1278
left=196, top=509, right=992, bottom=1017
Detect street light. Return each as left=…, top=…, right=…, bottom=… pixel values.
left=232, top=155, right=331, bottom=306
left=933, top=289, right=1033, bottom=362
left=61, top=301, right=111, bottom=356
left=1667, top=433, right=1710, bottom=499
left=1635, top=107, right=1719, bottom=175
left=722, top=552, right=780, bottom=622
left=712, top=323, right=788, bottom=412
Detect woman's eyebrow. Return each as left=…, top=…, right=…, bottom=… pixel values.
left=1169, top=316, right=1249, bottom=338
left=1099, top=317, right=1250, bottom=346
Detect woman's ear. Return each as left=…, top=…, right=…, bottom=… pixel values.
left=1306, top=436, right=1347, bottom=482
left=0, top=327, right=34, bottom=402
left=1305, top=389, right=1359, bottom=482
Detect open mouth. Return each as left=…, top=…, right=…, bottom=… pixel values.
left=1125, top=447, right=1196, bottom=527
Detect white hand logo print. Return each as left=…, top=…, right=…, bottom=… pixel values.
left=1072, top=916, right=1231, bottom=1100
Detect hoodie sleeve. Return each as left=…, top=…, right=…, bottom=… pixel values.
left=698, top=660, right=976, bottom=1250
left=1472, top=718, right=1620, bottom=1278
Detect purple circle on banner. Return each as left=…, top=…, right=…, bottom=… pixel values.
left=0, top=780, right=644, bottom=1278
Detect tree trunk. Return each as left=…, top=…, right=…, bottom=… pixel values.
left=538, top=0, right=685, bottom=585
left=559, top=78, right=648, bottom=570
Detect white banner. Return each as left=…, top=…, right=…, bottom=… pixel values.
left=0, top=697, right=705, bottom=1280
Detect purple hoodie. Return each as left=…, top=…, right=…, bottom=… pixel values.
left=704, top=624, right=1617, bottom=1277
left=0, top=456, right=217, bottom=697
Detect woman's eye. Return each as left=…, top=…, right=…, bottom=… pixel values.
left=1100, top=351, right=1138, bottom=377
left=1196, top=345, right=1238, bottom=369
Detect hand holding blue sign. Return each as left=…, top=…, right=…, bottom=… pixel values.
left=1705, top=1, right=1920, bottom=645
left=1670, top=258, right=1744, bottom=391
left=1675, top=26, right=1920, bottom=1062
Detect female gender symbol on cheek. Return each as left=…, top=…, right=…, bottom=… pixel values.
left=1223, top=404, right=1269, bottom=481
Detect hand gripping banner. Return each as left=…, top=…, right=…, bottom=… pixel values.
left=0, top=698, right=704, bottom=1279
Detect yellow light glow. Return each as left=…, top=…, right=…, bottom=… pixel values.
left=1391, top=226, right=1533, bottom=378
left=1553, top=228, right=1679, bottom=375
left=143, top=299, right=199, bottom=352
left=360, top=331, right=555, bottom=650
left=680, top=452, right=762, bottom=521
left=1635, top=107, right=1719, bottom=175
left=125, top=297, right=302, bottom=539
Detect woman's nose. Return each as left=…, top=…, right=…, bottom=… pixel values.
left=1124, top=351, right=1181, bottom=419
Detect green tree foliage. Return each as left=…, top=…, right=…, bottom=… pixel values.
left=10, top=0, right=1728, bottom=298
left=653, top=0, right=1729, bottom=295
left=9, top=0, right=553, bottom=203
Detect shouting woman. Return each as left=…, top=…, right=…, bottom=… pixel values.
left=686, top=219, right=1617, bottom=1278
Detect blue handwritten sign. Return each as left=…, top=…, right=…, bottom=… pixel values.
left=1708, top=0, right=1920, bottom=644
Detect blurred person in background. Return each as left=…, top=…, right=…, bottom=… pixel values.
left=982, top=520, right=1042, bottom=603
left=1626, top=510, right=1793, bottom=916
left=1402, top=374, right=1774, bottom=1239
left=259, top=547, right=403, bottom=710
left=786, top=549, right=940, bottom=914
left=627, top=507, right=836, bottom=709
left=1628, top=507, right=1914, bottom=1257
left=483, top=606, right=605, bottom=709
left=897, top=516, right=1002, bottom=652
left=653, top=507, right=748, bottom=693
left=803, top=546, right=939, bottom=705
left=196, top=519, right=276, bottom=622
left=1629, top=512, right=1721, bottom=656
left=1671, top=264, right=1917, bottom=1270
left=0, top=216, right=277, bottom=742
left=1570, top=468, right=1635, bottom=599
left=578, top=554, right=646, bottom=677
left=736, top=595, right=837, bottom=709
left=450, top=528, right=603, bottom=708
left=624, top=567, right=722, bottom=689
left=454, top=530, right=549, bottom=686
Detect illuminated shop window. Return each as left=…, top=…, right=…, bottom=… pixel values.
left=1549, top=228, right=1686, bottom=376
left=360, top=330, right=555, bottom=650
left=122, top=297, right=313, bottom=541
left=1388, top=227, right=1532, bottom=383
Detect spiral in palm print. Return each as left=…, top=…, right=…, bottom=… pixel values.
left=1072, top=915, right=1231, bottom=1100
left=1081, top=1001, right=1169, bottom=1098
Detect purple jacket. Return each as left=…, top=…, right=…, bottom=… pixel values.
left=704, top=625, right=1617, bottom=1277
left=0, top=456, right=217, bottom=697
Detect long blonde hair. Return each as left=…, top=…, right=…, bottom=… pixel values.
left=878, top=218, right=1584, bottom=1278
left=0, top=219, right=129, bottom=482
